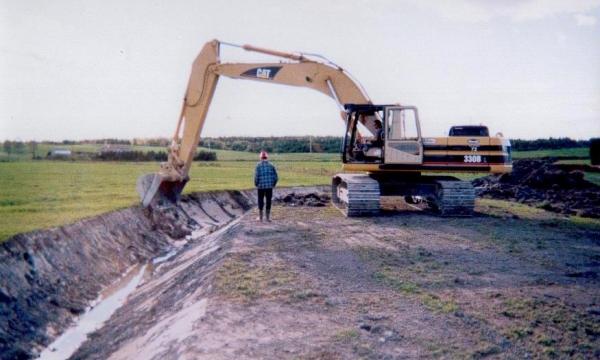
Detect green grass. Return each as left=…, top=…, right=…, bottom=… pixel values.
left=208, top=148, right=340, bottom=162
left=0, top=159, right=340, bottom=241
left=0, top=162, right=150, bottom=240
left=6, top=143, right=591, bottom=161
left=495, top=295, right=600, bottom=358
left=214, top=252, right=299, bottom=303
left=1, top=146, right=595, bottom=241
left=512, top=147, right=589, bottom=159
left=1, top=143, right=342, bottom=162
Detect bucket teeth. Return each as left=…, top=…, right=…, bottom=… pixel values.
left=136, top=173, right=188, bottom=208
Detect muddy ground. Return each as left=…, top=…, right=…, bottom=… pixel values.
left=63, top=195, right=599, bottom=360
left=2, top=159, right=600, bottom=359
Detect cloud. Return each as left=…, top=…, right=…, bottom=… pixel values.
left=575, top=13, right=597, bottom=25
left=411, top=0, right=600, bottom=23
left=410, top=0, right=494, bottom=23
left=508, top=0, right=600, bottom=21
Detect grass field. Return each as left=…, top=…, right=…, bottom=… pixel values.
left=0, top=158, right=342, bottom=241
left=3, top=142, right=591, bottom=161
left=2, top=143, right=344, bottom=162
left=0, top=147, right=595, bottom=242
left=512, top=147, right=589, bottom=159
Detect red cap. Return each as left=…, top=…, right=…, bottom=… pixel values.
left=260, top=151, right=268, bottom=159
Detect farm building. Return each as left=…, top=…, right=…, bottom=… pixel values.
left=47, top=149, right=72, bottom=158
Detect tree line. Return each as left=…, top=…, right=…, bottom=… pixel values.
left=96, top=150, right=216, bottom=162
left=0, top=140, right=216, bottom=162
left=198, top=136, right=342, bottom=153
left=1, top=137, right=595, bottom=161
left=510, top=137, right=592, bottom=151
left=198, top=136, right=597, bottom=153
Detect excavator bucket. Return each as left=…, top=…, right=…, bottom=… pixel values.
left=136, top=173, right=188, bottom=208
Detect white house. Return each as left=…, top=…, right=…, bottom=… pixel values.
left=48, top=149, right=72, bottom=157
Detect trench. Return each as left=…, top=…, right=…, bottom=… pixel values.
left=38, top=264, right=147, bottom=360
left=0, top=187, right=327, bottom=360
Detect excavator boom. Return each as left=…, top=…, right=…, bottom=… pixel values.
left=137, top=39, right=371, bottom=208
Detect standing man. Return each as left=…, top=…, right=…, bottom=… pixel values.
left=254, top=150, right=278, bottom=222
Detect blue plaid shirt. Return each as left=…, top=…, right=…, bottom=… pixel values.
left=254, top=160, right=278, bottom=189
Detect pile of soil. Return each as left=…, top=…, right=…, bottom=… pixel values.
left=278, top=191, right=331, bottom=207
left=473, top=158, right=600, bottom=218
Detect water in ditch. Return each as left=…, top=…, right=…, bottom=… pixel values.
left=38, top=264, right=147, bottom=360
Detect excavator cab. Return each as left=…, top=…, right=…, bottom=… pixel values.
left=343, top=104, right=423, bottom=166
left=383, top=106, right=423, bottom=165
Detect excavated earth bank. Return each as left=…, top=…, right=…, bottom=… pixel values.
left=0, top=187, right=324, bottom=359
left=2, top=168, right=600, bottom=359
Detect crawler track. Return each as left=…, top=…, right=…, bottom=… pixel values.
left=431, top=179, right=475, bottom=216
left=332, top=175, right=475, bottom=217
left=332, top=174, right=380, bottom=217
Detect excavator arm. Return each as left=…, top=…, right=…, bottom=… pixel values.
left=137, top=39, right=371, bottom=207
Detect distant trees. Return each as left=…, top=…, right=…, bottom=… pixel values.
left=198, top=136, right=342, bottom=154
left=193, top=150, right=217, bottom=161
left=510, top=137, right=589, bottom=151
left=2, top=140, right=12, bottom=156
left=2, top=140, right=25, bottom=158
left=27, top=141, right=39, bottom=159
left=132, top=138, right=170, bottom=147
left=96, top=150, right=217, bottom=162
left=59, top=139, right=132, bottom=146
left=197, top=136, right=594, bottom=154
left=89, top=138, right=132, bottom=145
left=0, top=139, right=218, bottom=162
left=96, top=150, right=167, bottom=162
left=1, top=137, right=595, bottom=162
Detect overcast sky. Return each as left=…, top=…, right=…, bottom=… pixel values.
left=1, top=0, right=599, bottom=142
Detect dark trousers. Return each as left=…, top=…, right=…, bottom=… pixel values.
left=257, top=188, right=273, bottom=212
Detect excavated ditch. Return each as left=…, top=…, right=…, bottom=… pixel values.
left=0, top=187, right=326, bottom=360
left=2, top=159, right=599, bottom=359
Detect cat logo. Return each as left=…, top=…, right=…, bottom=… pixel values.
left=256, top=68, right=271, bottom=79
left=241, top=66, right=282, bottom=80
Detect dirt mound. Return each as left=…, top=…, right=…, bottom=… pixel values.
left=277, top=191, right=331, bottom=207
left=473, top=158, right=600, bottom=218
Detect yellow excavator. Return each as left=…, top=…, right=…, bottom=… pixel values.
left=137, top=39, right=512, bottom=216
